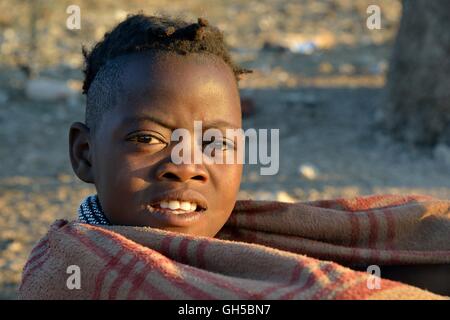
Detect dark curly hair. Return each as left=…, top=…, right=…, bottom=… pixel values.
left=81, top=14, right=251, bottom=132
left=82, top=14, right=251, bottom=94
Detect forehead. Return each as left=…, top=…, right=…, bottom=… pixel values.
left=110, top=52, right=241, bottom=129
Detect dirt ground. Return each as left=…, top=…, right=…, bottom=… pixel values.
left=1, top=0, right=449, bottom=299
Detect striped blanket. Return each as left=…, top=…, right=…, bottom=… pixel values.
left=19, top=194, right=450, bottom=299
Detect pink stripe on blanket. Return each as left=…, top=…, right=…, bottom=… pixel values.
left=178, top=238, right=191, bottom=265
left=244, top=213, right=258, bottom=243
left=61, top=226, right=127, bottom=299
left=20, top=239, right=51, bottom=288
left=126, top=265, right=171, bottom=299
left=251, top=259, right=308, bottom=299
left=196, top=239, right=209, bottom=269
left=367, top=210, right=381, bottom=262
left=383, top=209, right=396, bottom=249
left=22, top=239, right=49, bottom=273
left=20, top=250, right=51, bottom=290
left=180, top=240, right=312, bottom=299
left=310, top=265, right=381, bottom=300
left=334, top=275, right=400, bottom=300
left=108, top=255, right=140, bottom=299
left=94, top=250, right=126, bottom=299
left=62, top=227, right=163, bottom=299
left=332, top=194, right=432, bottom=212
left=233, top=201, right=289, bottom=215
left=311, top=272, right=349, bottom=300
left=278, top=263, right=335, bottom=299
left=183, top=264, right=260, bottom=299
left=19, top=194, right=448, bottom=300
left=65, top=225, right=216, bottom=299
left=348, top=213, right=361, bottom=264
left=160, top=235, right=173, bottom=256
left=367, top=211, right=379, bottom=248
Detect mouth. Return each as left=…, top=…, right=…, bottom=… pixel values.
left=148, top=200, right=205, bottom=214
left=144, top=189, right=208, bottom=227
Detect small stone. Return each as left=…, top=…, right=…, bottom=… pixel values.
left=262, top=41, right=287, bottom=53
left=299, top=164, right=319, bottom=180
left=276, top=191, right=296, bottom=203
left=289, top=40, right=317, bottom=55
left=7, top=241, right=23, bottom=253
left=264, top=31, right=336, bottom=55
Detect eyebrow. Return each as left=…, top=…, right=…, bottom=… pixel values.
left=121, top=116, right=240, bottom=130
left=203, top=120, right=240, bottom=130
left=121, top=115, right=176, bottom=130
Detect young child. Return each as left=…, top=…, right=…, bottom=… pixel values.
left=20, top=14, right=447, bottom=299
left=70, top=14, right=251, bottom=237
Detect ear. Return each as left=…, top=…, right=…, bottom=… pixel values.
left=69, top=122, right=95, bottom=183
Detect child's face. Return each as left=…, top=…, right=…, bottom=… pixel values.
left=72, top=53, right=243, bottom=237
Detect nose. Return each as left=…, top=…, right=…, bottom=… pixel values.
left=156, top=162, right=208, bottom=183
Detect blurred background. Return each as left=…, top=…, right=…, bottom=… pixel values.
left=0, top=0, right=449, bottom=299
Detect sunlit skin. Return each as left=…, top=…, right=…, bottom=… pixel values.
left=69, top=52, right=243, bottom=237
left=68, top=52, right=450, bottom=296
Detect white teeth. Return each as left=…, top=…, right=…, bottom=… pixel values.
left=153, top=200, right=200, bottom=212
left=180, top=201, right=191, bottom=210
left=168, top=200, right=180, bottom=210
left=160, top=201, right=169, bottom=209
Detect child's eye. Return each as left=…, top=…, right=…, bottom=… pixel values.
left=127, top=134, right=166, bottom=145
left=205, top=139, right=235, bottom=151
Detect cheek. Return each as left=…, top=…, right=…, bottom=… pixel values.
left=96, top=155, right=152, bottom=221
left=202, top=164, right=242, bottom=237
left=113, top=158, right=157, bottom=195
left=214, top=164, right=243, bottom=200
left=95, top=148, right=149, bottom=196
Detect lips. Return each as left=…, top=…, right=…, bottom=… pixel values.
left=144, top=189, right=208, bottom=227
left=151, top=200, right=199, bottom=213
left=149, top=189, right=208, bottom=210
